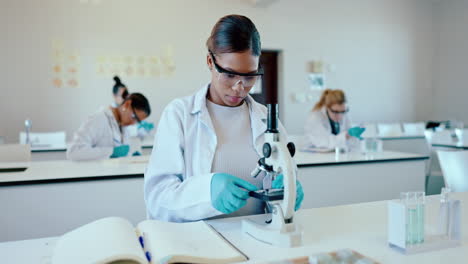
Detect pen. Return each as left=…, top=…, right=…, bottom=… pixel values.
left=138, top=235, right=144, bottom=248
left=143, top=232, right=152, bottom=263
left=145, top=251, right=152, bottom=262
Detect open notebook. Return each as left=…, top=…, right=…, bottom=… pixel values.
left=51, top=217, right=246, bottom=264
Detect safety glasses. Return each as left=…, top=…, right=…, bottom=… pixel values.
left=209, top=51, right=263, bottom=88
left=328, top=108, right=349, bottom=115
left=131, top=107, right=142, bottom=124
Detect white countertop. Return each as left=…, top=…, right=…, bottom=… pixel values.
left=0, top=151, right=428, bottom=184
left=2, top=192, right=467, bottom=264
left=208, top=192, right=468, bottom=264
left=30, top=144, right=67, bottom=152
left=30, top=139, right=153, bottom=152
left=141, top=137, right=154, bottom=148
left=0, top=161, right=29, bottom=170
left=289, top=133, right=425, bottom=142
left=0, top=155, right=149, bottom=184
left=368, top=134, right=425, bottom=140
left=294, top=150, right=428, bottom=167
left=432, top=139, right=468, bottom=149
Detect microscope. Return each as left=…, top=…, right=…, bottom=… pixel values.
left=242, top=100, right=303, bottom=247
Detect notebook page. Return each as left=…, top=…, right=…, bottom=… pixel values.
left=137, top=220, right=246, bottom=264
left=52, top=217, right=146, bottom=264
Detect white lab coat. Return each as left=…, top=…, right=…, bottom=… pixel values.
left=303, top=107, right=353, bottom=149
left=144, top=84, right=289, bottom=222
left=67, top=107, right=129, bottom=161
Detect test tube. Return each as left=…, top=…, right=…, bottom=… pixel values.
left=440, top=187, right=452, bottom=238
left=400, top=192, right=411, bottom=245
left=415, top=191, right=425, bottom=243
left=408, top=192, right=419, bottom=245
left=401, top=192, right=419, bottom=245
left=335, top=147, right=341, bottom=160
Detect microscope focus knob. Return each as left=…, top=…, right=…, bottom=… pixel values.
left=287, top=142, right=296, bottom=157
left=263, top=143, right=272, bottom=158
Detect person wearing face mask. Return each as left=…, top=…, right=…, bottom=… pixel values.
left=67, top=93, right=151, bottom=161
left=144, top=15, right=304, bottom=222
left=303, top=89, right=365, bottom=150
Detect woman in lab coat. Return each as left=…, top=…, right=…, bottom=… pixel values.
left=303, top=89, right=364, bottom=149
left=111, top=76, right=129, bottom=108
left=144, top=15, right=304, bottom=222
left=111, top=76, right=155, bottom=138
left=67, top=93, right=151, bottom=161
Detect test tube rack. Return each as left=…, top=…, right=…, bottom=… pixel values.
left=387, top=199, right=462, bottom=254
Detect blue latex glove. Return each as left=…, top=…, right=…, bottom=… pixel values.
left=211, top=173, right=258, bottom=214
left=138, top=121, right=154, bottom=132
left=348, top=127, right=366, bottom=140
left=110, top=145, right=130, bottom=158
left=272, top=174, right=304, bottom=211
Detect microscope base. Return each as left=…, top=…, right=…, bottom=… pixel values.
left=242, top=217, right=303, bottom=247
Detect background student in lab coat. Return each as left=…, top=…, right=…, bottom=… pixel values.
left=111, top=76, right=155, bottom=139
left=303, top=89, right=365, bottom=149
left=67, top=93, right=151, bottom=161
left=144, top=14, right=304, bottom=222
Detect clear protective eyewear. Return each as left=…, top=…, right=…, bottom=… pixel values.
left=131, top=106, right=142, bottom=124
left=209, top=51, right=263, bottom=88
left=328, top=107, right=349, bottom=115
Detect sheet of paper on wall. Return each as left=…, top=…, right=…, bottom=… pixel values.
left=308, top=73, right=325, bottom=91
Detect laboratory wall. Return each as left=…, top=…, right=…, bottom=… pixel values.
left=432, top=0, right=468, bottom=124
left=1, top=0, right=435, bottom=142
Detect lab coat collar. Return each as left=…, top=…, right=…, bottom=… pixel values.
left=103, top=106, right=118, bottom=127
left=191, top=84, right=210, bottom=115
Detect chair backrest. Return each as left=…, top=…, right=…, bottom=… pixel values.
left=425, top=130, right=453, bottom=144
left=437, top=150, right=468, bottom=192
left=454, top=128, right=468, bottom=142
left=19, top=131, right=66, bottom=147
left=403, top=122, right=426, bottom=136
left=377, top=123, right=403, bottom=137
left=0, top=144, right=31, bottom=162
left=361, top=123, right=378, bottom=138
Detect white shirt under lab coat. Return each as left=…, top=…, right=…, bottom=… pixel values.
left=303, top=107, right=353, bottom=149
left=144, top=84, right=289, bottom=222
left=67, top=107, right=129, bottom=161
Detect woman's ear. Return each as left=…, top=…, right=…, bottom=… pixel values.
left=207, top=53, right=213, bottom=70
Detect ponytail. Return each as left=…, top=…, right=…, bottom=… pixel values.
left=112, top=76, right=128, bottom=96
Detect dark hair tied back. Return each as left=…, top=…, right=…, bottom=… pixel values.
left=124, top=93, right=151, bottom=117
left=206, top=15, right=261, bottom=56
left=112, top=76, right=127, bottom=96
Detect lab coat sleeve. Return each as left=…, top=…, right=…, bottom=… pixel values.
left=144, top=101, right=220, bottom=222
left=303, top=111, right=347, bottom=149
left=66, top=115, right=114, bottom=161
